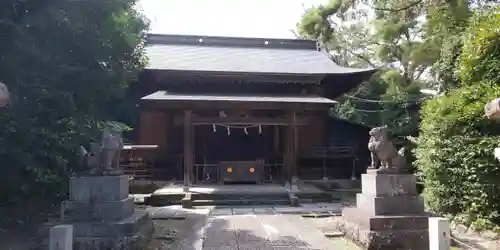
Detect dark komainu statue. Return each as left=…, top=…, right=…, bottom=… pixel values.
left=80, top=124, right=124, bottom=176
left=367, top=125, right=409, bottom=173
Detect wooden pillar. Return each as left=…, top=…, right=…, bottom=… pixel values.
left=285, top=109, right=298, bottom=184
left=183, top=110, right=193, bottom=191
left=290, top=109, right=298, bottom=180
left=273, top=125, right=280, bottom=154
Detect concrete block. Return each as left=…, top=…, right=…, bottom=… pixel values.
left=289, top=193, right=300, bottom=207
left=342, top=207, right=429, bottom=231
left=62, top=197, right=134, bottom=221
left=69, top=175, right=129, bottom=202
left=356, top=193, right=425, bottom=215
left=181, top=192, right=192, bottom=208
left=429, top=217, right=450, bottom=250
left=72, top=210, right=150, bottom=238
left=50, top=225, right=73, bottom=250
left=340, top=208, right=430, bottom=250
left=361, top=173, right=417, bottom=196
left=72, top=210, right=154, bottom=250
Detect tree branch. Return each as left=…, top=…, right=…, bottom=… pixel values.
left=369, top=0, right=424, bottom=12
left=289, top=29, right=300, bottom=39
left=344, top=48, right=377, bottom=68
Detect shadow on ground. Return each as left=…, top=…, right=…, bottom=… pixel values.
left=203, top=215, right=313, bottom=250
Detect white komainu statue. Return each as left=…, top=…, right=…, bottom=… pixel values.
left=367, top=125, right=408, bottom=173
left=0, top=82, right=10, bottom=107
left=100, top=125, right=124, bottom=171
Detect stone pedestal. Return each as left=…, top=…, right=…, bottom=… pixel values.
left=338, top=169, right=429, bottom=250
left=61, top=175, right=153, bottom=250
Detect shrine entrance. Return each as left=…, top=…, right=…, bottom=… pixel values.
left=140, top=91, right=335, bottom=187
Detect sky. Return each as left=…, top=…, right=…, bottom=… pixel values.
left=136, top=0, right=329, bottom=39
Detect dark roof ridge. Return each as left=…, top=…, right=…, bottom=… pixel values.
left=147, top=33, right=320, bottom=50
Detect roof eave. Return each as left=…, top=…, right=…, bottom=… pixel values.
left=322, top=68, right=378, bottom=99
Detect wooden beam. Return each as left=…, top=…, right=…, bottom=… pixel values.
left=140, top=100, right=332, bottom=111
left=174, top=117, right=308, bottom=126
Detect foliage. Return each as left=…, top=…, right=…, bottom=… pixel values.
left=459, top=7, right=500, bottom=85
left=0, top=0, right=148, bottom=224
left=424, top=0, right=498, bottom=91
left=415, top=7, right=500, bottom=231
left=297, top=0, right=431, bottom=139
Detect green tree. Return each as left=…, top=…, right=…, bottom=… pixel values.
left=0, top=0, right=148, bottom=224
left=423, top=0, right=498, bottom=91
left=415, top=7, right=500, bottom=231
left=297, top=0, right=434, bottom=138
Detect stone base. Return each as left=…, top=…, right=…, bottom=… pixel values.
left=62, top=197, right=135, bottom=222
left=72, top=210, right=153, bottom=250
left=356, top=193, right=425, bottom=215
left=69, top=175, right=129, bottom=202
left=338, top=208, right=429, bottom=250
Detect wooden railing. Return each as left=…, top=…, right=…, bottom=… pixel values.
left=120, top=144, right=360, bottom=181
left=298, top=145, right=358, bottom=179
left=120, top=145, right=158, bottom=180
left=299, top=145, right=356, bottom=159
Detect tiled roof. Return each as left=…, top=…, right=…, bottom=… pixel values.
left=141, top=91, right=337, bottom=104
left=145, top=34, right=376, bottom=75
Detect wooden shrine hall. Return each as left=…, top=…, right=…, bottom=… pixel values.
left=128, top=34, right=376, bottom=185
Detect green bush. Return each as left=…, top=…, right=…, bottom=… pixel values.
left=415, top=7, right=500, bottom=231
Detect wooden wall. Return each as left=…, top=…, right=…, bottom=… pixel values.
left=297, top=113, right=326, bottom=152
left=139, top=109, right=168, bottom=149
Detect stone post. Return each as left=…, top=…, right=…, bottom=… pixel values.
left=50, top=225, right=73, bottom=250
left=429, top=217, right=451, bottom=250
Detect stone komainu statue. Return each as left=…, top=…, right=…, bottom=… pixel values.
left=367, top=125, right=408, bottom=173
left=81, top=124, right=124, bottom=176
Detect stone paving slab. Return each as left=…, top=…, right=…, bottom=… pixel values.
left=233, top=207, right=256, bottom=215
left=208, top=203, right=342, bottom=217
left=201, top=246, right=234, bottom=250
left=273, top=206, right=306, bottom=214
left=148, top=203, right=351, bottom=250
left=253, top=207, right=276, bottom=214
left=209, top=208, right=232, bottom=216
left=272, top=247, right=309, bottom=250
left=239, top=245, right=275, bottom=250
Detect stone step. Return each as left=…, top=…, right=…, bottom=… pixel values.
left=297, top=192, right=337, bottom=203
left=193, top=199, right=290, bottom=206
left=147, top=191, right=291, bottom=206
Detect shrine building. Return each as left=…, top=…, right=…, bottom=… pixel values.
left=123, top=34, right=375, bottom=185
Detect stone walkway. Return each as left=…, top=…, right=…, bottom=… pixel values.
left=203, top=213, right=338, bottom=249
left=147, top=204, right=360, bottom=250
